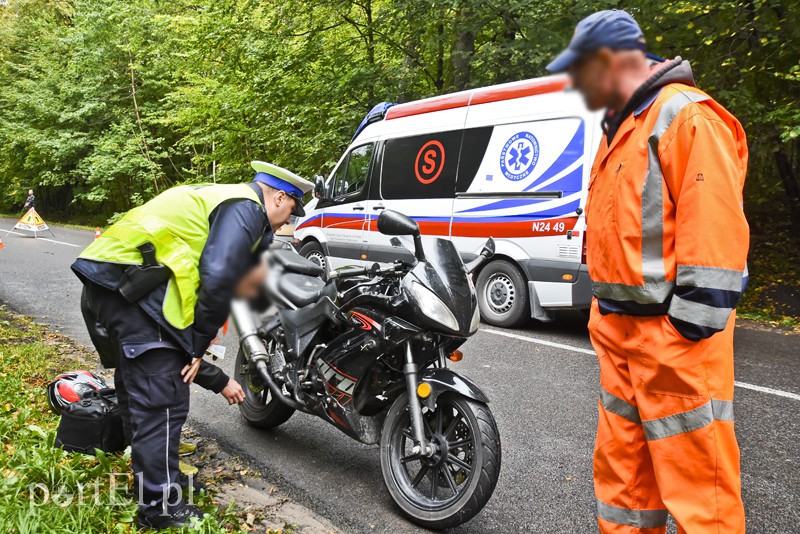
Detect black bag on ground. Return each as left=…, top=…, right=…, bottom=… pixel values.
left=55, top=388, right=127, bottom=454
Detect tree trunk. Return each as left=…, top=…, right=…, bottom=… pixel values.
left=451, top=6, right=474, bottom=91
left=494, top=11, right=517, bottom=84
left=364, top=0, right=375, bottom=103
left=435, top=21, right=444, bottom=92
left=774, top=147, right=800, bottom=237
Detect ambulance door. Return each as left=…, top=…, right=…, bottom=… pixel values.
left=317, top=142, right=376, bottom=267
left=453, top=94, right=590, bottom=324
left=364, top=129, right=463, bottom=264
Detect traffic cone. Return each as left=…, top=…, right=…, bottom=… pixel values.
left=95, top=227, right=102, bottom=240
left=0, top=236, right=5, bottom=249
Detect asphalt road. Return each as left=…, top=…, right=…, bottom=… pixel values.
left=1, top=218, right=798, bottom=533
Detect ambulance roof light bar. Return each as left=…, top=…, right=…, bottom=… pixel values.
left=351, top=101, right=395, bottom=141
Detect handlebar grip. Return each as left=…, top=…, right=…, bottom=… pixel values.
left=333, top=267, right=368, bottom=280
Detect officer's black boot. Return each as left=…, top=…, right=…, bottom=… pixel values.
left=136, top=503, right=204, bottom=530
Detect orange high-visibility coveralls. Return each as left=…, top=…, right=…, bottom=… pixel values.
left=586, top=59, right=749, bottom=533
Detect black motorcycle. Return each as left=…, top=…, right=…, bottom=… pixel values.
left=231, top=210, right=501, bottom=529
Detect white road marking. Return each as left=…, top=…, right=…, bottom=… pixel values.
left=732, top=382, right=800, bottom=401
left=481, top=327, right=800, bottom=401
left=1, top=228, right=81, bottom=248
left=482, top=327, right=596, bottom=355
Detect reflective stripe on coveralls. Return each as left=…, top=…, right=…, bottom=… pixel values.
left=600, top=387, right=734, bottom=440
left=596, top=500, right=668, bottom=529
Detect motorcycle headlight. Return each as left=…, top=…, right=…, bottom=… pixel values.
left=469, top=304, right=481, bottom=333
left=408, top=280, right=459, bottom=332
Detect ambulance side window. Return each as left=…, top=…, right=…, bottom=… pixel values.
left=331, top=143, right=374, bottom=199
left=329, top=160, right=348, bottom=198
left=381, top=130, right=462, bottom=200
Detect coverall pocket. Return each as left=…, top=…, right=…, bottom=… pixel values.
left=587, top=302, right=610, bottom=361
left=637, top=319, right=708, bottom=399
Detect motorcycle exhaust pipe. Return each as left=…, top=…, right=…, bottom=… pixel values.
left=230, top=300, right=305, bottom=411
left=231, top=300, right=270, bottom=364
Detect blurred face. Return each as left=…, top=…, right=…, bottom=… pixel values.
left=234, top=261, right=267, bottom=300
left=266, top=190, right=295, bottom=231
left=28, top=190, right=33, bottom=195
left=568, top=48, right=615, bottom=111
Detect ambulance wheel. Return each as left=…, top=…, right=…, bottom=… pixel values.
left=299, top=241, right=328, bottom=273
left=476, top=260, right=529, bottom=328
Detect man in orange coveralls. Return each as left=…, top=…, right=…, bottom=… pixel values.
left=547, top=10, right=749, bottom=533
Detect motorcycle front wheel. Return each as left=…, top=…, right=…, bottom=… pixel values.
left=235, top=348, right=295, bottom=429
left=380, top=393, right=501, bottom=529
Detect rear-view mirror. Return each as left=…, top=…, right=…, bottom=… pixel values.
left=314, top=175, right=328, bottom=200
left=377, top=210, right=420, bottom=237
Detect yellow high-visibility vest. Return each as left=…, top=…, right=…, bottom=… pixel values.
left=79, top=184, right=264, bottom=329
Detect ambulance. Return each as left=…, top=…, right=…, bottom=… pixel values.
left=294, top=74, right=603, bottom=327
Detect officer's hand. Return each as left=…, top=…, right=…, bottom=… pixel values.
left=220, top=378, right=245, bottom=405
left=181, top=357, right=203, bottom=384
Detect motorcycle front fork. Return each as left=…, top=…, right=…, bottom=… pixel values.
left=404, top=341, right=435, bottom=458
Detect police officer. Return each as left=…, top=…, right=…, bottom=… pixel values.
left=73, top=161, right=312, bottom=529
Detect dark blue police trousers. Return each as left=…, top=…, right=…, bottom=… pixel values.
left=83, top=282, right=190, bottom=520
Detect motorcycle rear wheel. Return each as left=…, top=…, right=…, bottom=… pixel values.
left=380, top=393, right=501, bottom=529
left=235, top=348, right=295, bottom=429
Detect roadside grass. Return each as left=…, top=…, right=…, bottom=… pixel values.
left=0, top=308, right=248, bottom=533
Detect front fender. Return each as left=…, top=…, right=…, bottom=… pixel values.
left=419, top=368, right=489, bottom=411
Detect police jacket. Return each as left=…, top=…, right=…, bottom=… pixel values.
left=72, top=183, right=273, bottom=389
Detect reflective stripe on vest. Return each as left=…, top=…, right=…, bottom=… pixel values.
left=592, top=91, right=710, bottom=304
left=596, top=500, right=668, bottom=529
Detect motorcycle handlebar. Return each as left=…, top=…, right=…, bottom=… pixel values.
left=329, top=262, right=406, bottom=281
left=328, top=267, right=368, bottom=280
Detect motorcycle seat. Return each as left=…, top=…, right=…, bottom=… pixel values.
left=278, top=273, right=336, bottom=308
left=272, top=249, right=325, bottom=277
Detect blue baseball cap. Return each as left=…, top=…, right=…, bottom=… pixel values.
left=251, top=161, right=313, bottom=217
left=546, top=10, right=646, bottom=73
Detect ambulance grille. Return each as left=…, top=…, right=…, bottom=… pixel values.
left=557, top=244, right=581, bottom=259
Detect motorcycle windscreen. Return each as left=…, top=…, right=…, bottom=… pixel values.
left=411, top=237, right=475, bottom=333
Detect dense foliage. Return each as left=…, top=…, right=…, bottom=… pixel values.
left=0, top=0, right=798, bottom=231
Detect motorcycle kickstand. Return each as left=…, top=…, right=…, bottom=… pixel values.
left=404, top=341, right=435, bottom=458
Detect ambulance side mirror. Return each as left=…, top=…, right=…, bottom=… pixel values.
left=314, top=175, right=328, bottom=200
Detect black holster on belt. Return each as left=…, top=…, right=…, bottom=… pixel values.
left=117, top=242, right=171, bottom=303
